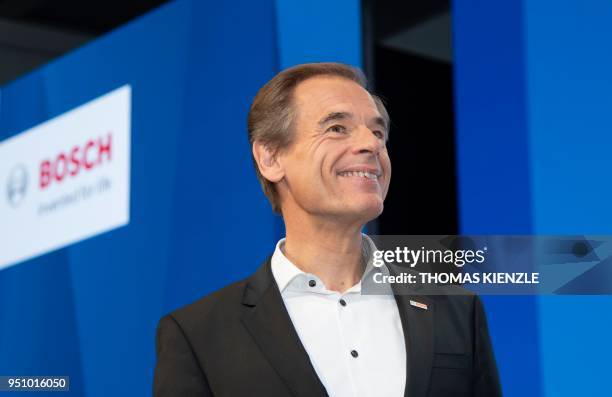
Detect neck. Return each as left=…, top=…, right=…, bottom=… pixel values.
left=282, top=209, right=366, bottom=293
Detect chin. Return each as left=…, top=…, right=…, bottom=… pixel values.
left=347, top=199, right=384, bottom=222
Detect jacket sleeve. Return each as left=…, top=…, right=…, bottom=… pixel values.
left=154, top=314, right=213, bottom=397
left=473, top=295, right=503, bottom=397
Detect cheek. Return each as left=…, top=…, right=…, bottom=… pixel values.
left=290, top=149, right=331, bottom=195
left=382, top=153, right=392, bottom=191
left=318, top=143, right=346, bottom=181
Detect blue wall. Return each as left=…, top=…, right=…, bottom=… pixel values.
left=6, top=0, right=610, bottom=395
left=525, top=1, right=612, bottom=396
left=453, top=0, right=612, bottom=395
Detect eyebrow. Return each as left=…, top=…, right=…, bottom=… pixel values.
left=371, top=116, right=388, bottom=132
left=318, top=111, right=388, bottom=132
left=318, top=111, right=352, bottom=127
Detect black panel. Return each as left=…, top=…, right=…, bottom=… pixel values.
left=0, top=0, right=167, bottom=35
left=373, top=46, right=458, bottom=234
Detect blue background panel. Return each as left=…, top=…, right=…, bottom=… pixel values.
left=452, top=1, right=541, bottom=396
left=453, top=0, right=612, bottom=395
left=0, top=1, right=278, bottom=395
left=4, top=0, right=611, bottom=394
left=0, top=0, right=362, bottom=395
left=524, top=1, right=612, bottom=396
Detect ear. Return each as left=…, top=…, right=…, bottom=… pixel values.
left=252, top=141, right=285, bottom=183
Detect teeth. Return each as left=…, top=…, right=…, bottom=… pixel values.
left=338, top=171, right=379, bottom=179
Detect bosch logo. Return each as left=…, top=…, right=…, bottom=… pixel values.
left=39, top=133, right=112, bottom=189
left=6, top=164, right=29, bottom=207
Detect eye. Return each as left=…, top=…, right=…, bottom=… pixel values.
left=327, top=124, right=347, bottom=134
left=373, top=130, right=385, bottom=139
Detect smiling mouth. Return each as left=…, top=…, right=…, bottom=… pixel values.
left=337, top=170, right=381, bottom=180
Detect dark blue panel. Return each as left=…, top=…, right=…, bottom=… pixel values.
left=452, top=0, right=533, bottom=235
left=275, top=0, right=362, bottom=68
left=162, top=0, right=280, bottom=312
left=0, top=72, right=47, bottom=138
left=0, top=71, right=85, bottom=397
left=0, top=253, right=85, bottom=397
left=452, top=1, right=542, bottom=396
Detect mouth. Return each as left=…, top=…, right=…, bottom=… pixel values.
left=337, top=168, right=382, bottom=180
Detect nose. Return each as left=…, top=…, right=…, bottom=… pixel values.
left=353, top=125, right=384, bottom=156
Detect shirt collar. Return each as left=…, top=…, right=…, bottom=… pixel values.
left=271, top=234, right=382, bottom=293
left=271, top=238, right=305, bottom=292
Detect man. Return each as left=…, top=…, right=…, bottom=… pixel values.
left=154, top=63, right=502, bottom=397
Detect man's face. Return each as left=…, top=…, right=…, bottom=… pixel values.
left=277, top=76, right=391, bottom=222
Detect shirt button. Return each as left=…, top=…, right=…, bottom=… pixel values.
left=350, top=350, right=359, bottom=358
left=308, top=279, right=316, bottom=287
left=339, top=298, right=347, bottom=306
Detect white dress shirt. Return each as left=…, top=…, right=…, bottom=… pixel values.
left=271, top=235, right=406, bottom=397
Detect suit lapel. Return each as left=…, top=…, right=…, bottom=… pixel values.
left=241, top=258, right=328, bottom=397
left=388, top=266, right=434, bottom=397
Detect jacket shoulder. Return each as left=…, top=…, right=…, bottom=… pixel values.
left=166, top=277, right=249, bottom=336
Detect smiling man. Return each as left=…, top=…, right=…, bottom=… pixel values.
left=154, top=63, right=502, bottom=397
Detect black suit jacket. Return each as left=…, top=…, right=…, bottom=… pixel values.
left=154, top=258, right=502, bottom=397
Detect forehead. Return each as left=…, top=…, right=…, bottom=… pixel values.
left=293, top=76, right=379, bottom=119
